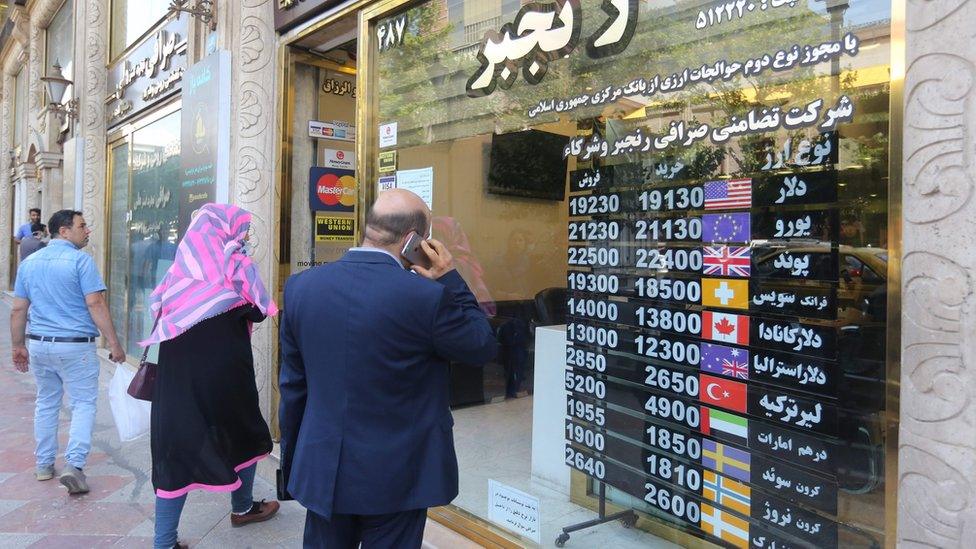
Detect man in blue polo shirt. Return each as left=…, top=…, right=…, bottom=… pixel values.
left=10, top=209, right=125, bottom=495
left=13, top=208, right=41, bottom=244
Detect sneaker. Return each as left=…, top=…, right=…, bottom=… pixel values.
left=35, top=465, right=55, bottom=481
left=173, top=543, right=188, bottom=549
left=59, top=465, right=89, bottom=495
left=230, top=499, right=280, bottom=527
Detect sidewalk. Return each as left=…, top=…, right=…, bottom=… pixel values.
left=0, top=300, right=481, bottom=548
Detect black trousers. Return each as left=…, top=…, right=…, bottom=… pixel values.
left=303, top=508, right=427, bottom=549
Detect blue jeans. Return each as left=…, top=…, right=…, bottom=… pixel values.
left=28, top=340, right=99, bottom=469
left=153, top=464, right=257, bottom=548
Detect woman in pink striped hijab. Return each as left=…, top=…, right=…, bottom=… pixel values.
left=141, top=204, right=280, bottom=549
left=141, top=203, right=278, bottom=345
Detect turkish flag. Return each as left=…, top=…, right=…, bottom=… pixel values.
left=703, top=311, right=749, bottom=345
left=700, top=374, right=747, bottom=412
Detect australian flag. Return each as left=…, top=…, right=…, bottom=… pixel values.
left=703, top=246, right=751, bottom=277
left=701, top=342, right=750, bottom=380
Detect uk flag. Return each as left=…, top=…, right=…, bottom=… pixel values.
left=703, top=246, right=751, bottom=277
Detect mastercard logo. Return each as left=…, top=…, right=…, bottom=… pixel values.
left=316, top=173, right=356, bottom=207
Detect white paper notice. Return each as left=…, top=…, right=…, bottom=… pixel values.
left=379, top=122, right=398, bottom=148
left=488, top=480, right=541, bottom=544
left=395, top=167, right=433, bottom=210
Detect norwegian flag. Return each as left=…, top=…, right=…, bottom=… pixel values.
left=704, top=179, right=752, bottom=210
left=703, top=246, right=751, bottom=277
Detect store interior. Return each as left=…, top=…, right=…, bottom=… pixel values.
left=279, top=14, right=669, bottom=548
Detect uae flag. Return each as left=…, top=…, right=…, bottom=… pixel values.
left=703, top=311, right=749, bottom=345
left=701, top=406, right=749, bottom=444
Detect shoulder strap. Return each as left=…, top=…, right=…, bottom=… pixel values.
left=141, top=312, right=162, bottom=363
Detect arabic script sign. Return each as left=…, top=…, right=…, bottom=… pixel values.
left=106, top=15, right=188, bottom=127
left=466, top=0, right=637, bottom=97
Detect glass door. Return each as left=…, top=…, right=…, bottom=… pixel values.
left=107, top=105, right=182, bottom=359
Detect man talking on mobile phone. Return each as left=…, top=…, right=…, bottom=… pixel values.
left=279, top=189, right=497, bottom=548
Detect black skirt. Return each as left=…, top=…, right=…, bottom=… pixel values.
left=150, top=305, right=273, bottom=498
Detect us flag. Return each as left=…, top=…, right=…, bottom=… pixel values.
left=703, top=246, right=751, bottom=277
left=704, top=179, right=752, bottom=210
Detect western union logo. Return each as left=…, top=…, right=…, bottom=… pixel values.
left=315, top=215, right=355, bottom=242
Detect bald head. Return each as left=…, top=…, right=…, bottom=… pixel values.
left=363, top=189, right=430, bottom=247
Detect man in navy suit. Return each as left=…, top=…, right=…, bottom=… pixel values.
left=279, top=189, right=498, bottom=548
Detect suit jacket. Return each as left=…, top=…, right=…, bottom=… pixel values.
left=278, top=249, right=498, bottom=518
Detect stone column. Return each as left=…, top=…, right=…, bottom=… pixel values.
left=898, top=0, right=976, bottom=546
left=35, top=151, right=64, bottom=212
left=0, top=72, right=14, bottom=289
left=291, top=63, right=317, bottom=273
left=226, top=0, right=279, bottom=422
left=30, top=0, right=75, bottom=218
left=79, top=0, right=108, bottom=269
left=1, top=14, right=28, bottom=288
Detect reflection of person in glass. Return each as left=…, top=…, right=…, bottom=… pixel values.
left=494, top=229, right=534, bottom=300
left=432, top=216, right=496, bottom=316
left=840, top=214, right=866, bottom=247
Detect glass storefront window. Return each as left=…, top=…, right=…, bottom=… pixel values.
left=369, top=0, right=893, bottom=547
left=46, top=0, right=74, bottom=85
left=110, top=0, right=171, bottom=59
left=108, top=108, right=181, bottom=358
left=108, top=142, right=130, bottom=350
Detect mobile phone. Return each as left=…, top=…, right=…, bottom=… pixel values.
left=276, top=468, right=293, bottom=501
left=401, top=231, right=432, bottom=269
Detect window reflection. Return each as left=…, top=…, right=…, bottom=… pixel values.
left=374, top=0, right=893, bottom=545
left=110, top=0, right=171, bottom=58
left=108, top=110, right=181, bottom=358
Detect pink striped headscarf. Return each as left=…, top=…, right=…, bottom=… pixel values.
left=139, top=203, right=278, bottom=346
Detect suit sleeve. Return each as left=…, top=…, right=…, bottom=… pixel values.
left=277, top=278, right=306, bottom=487
left=432, top=270, right=498, bottom=364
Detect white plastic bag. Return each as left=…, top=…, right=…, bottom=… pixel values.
left=108, top=364, right=151, bottom=442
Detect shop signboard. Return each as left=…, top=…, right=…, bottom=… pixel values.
left=178, top=50, right=231, bottom=238
left=309, top=167, right=356, bottom=212
left=275, top=0, right=346, bottom=33
left=106, top=13, right=189, bottom=128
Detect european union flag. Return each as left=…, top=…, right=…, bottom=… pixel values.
left=703, top=213, right=751, bottom=243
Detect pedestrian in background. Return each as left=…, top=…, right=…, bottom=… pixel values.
left=140, top=204, right=280, bottom=549
left=279, top=189, right=497, bottom=548
left=13, top=207, right=41, bottom=245
left=9, top=209, right=125, bottom=494
left=18, top=223, right=48, bottom=261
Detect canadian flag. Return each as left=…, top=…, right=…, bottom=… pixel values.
left=703, top=311, right=749, bottom=345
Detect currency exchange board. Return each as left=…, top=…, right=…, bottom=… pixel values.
left=558, top=2, right=892, bottom=540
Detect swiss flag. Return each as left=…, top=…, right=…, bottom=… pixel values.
left=703, top=311, right=749, bottom=345
left=700, top=374, right=747, bottom=412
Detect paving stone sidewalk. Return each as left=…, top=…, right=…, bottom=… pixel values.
left=0, top=299, right=480, bottom=548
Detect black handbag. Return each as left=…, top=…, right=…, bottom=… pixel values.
left=127, top=315, right=160, bottom=401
